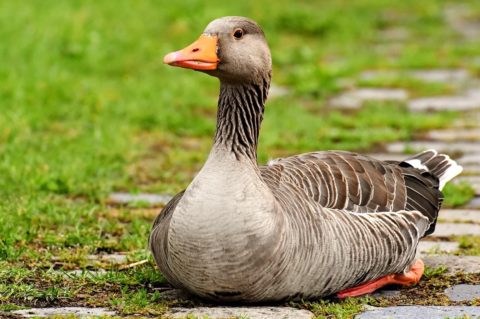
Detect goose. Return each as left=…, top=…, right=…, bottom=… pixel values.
left=149, top=16, right=463, bottom=302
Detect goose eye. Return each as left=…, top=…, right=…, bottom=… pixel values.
left=233, top=29, right=244, bottom=39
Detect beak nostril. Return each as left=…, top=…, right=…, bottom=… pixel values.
left=164, top=34, right=218, bottom=70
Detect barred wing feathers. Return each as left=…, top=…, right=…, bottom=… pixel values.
left=261, top=150, right=445, bottom=237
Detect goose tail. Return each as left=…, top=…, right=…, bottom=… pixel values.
left=400, top=149, right=462, bottom=236
left=403, top=149, right=463, bottom=190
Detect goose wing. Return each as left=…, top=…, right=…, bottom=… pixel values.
left=260, top=150, right=441, bottom=228
left=298, top=205, right=430, bottom=293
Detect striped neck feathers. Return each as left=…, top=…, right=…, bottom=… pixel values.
left=214, top=77, right=270, bottom=161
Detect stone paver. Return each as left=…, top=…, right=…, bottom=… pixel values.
left=359, top=70, right=394, bottom=81
left=108, top=192, right=172, bottom=206
left=360, top=69, right=471, bottom=84
left=379, top=27, right=410, bottom=41
left=409, top=95, right=480, bottom=112
left=417, top=241, right=459, bottom=255
left=167, top=306, right=314, bottom=319
left=409, top=69, right=471, bottom=83
left=431, top=223, right=480, bottom=237
left=87, top=253, right=128, bottom=264
left=467, top=87, right=480, bottom=99
left=445, top=284, right=480, bottom=302
left=462, top=164, right=480, bottom=175
left=457, top=153, right=480, bottom=175
left=330, top=88, right=408, bottom=109
left=458, top=153, right=480, bottom=165
left=426, top=128, right=480, bottom=142
left=439, top=209, right=480, bottom=223
left=423, top=255, right=480, bottom=274
left=12, top=307, right=116, bottom=318
left=467, top=197, right=480, bottom=209
left=445, top=5, right=480, bottom=40
left=386, top=141, right=480, bottom=154
left=356, top=306, right=480, bottom=319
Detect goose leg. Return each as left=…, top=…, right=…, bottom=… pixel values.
left=336, top=259, right=424, bottom=299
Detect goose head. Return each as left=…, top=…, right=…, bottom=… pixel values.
left=164, top=16, right=272, bottom=84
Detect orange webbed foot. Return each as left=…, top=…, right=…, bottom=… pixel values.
left=336, top=259, right=424, bottom=299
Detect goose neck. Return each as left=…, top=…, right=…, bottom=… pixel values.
left=214, top=79, right=270, bottom=161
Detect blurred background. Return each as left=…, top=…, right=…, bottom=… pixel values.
left=1, top=0, right=480, bottom=313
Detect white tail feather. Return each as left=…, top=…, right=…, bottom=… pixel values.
left=405, top=159, right=428, bottom=171
left=439, top=161, right=463, bottom=190
left=405, top=149, right=463, bottom=191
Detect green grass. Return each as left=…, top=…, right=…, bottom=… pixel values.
left=455, top=236, right=480, bottom=256
left=443, top=182, right=476, bottom=208
left=305, top=298, right=369, bottom=319
left=1, top=0, right=480, bottom=316
left=424, top=265, right=449, bottom=279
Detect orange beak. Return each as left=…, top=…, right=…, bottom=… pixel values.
left=163, top=34, right=219, bottom=70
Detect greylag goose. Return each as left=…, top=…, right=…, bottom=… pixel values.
left=150, top=16, right=463, bottom=302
